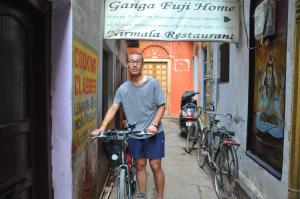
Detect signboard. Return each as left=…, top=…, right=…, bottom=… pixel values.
left=104, top=0, right=239, bottom=42
left=72, top=35, right=98, bottom=157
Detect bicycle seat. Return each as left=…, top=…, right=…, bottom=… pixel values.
left=211, top=119, right=220, bottom=124
left=228, top=131, right=235, bottom=136
left=216, top=129, right=235, bottom=137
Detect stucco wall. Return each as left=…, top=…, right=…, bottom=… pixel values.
left=170, top=42, right=194, bottom=115
left=51, top=1, right=73, bottom=199
left=51, top=0, right=109, bottom=198
left=72, top=0, right=105, bottom=198
left=211, top=1, right=296, bottom=199
left=71, top=1, right=128, bottom=198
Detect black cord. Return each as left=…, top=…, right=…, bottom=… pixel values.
left=242, top=0, right=257, bottom=50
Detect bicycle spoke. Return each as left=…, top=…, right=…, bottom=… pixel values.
left=214, top=146, right=238, bottom=198
left=197, top=129, right=208, bottom=168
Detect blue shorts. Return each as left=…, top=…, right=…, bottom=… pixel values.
left=128, top=131, right=165, bottom=160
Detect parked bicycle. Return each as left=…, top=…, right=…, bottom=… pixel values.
left=91, top=124, right=149, bottom=199
left=197, top=111, right=240, bottom=198
left=185, top=104, right=214, bottom=153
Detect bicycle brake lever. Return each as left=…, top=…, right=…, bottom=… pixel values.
left=134, top=129, right=149, bottom=136
left=226, top=114, right=233, bottom=120
left=127, top=123, right=137, bottom=130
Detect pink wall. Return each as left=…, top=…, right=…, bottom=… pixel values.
left=170, top=42, right=194, bottom=116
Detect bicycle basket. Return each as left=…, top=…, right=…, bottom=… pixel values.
left=103, top=140, right=122, bottom=168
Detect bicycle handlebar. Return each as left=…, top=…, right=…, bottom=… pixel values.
left=91, top=129, right=150, bottom=140
left=197, top=106, right=214, bottom=112
left=205, top=111, right=232, bottom=116
left=205, top=111, right=233, bottom=119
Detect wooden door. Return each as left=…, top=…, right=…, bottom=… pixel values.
left=143, top=62, right=168, bottom=104
left=0, top=2, right=49, bottom=199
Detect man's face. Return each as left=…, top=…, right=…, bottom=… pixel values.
left=127, top=54, right=143, bottom=76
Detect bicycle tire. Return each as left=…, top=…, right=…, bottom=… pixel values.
left=214, top=145, right=238, bottom=198
left=197, top=128, right=207, bottom=168
left=118, top=168, right=127, bottom=199
left=130, top=159, right=137, bottom=195
left=207, top=129, right=215, bottom=168
left=186, top=122, right=198, bottom=153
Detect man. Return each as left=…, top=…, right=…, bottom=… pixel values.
left=91, top=52, right=166, bottom=199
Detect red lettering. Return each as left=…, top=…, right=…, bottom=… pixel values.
left=74, top=46, right=97, bottom=74
left=74, top=75, right=80, bottom=96
left=75, top=47, right=79, bottom=68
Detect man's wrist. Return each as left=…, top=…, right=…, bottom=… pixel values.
left=101, top=121, right=108, bottom=128
left=151, top=123, right=158, bottom=128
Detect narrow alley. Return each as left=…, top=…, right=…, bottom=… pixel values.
left=107, top=118, right=219, bottom=199
left=1, top=1, right=300, bottom=199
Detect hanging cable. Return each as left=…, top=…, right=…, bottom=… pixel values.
left=242, top=0, right=258, bottom=50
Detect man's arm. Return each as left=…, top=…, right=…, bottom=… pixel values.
left=148, top=104, right=165, bottom=135
left=91, top=103, right=120, bottom=136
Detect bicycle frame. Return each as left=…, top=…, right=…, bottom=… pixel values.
left=196, top=111, right=240, bottom=198
left=198, top=110, right=237, bottom=167
left=92, top=128, right=148, bottom=199
left=116, top=136, right=135, bottom=199
left=185, top=107, right=210, bottom=153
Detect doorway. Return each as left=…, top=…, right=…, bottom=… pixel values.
left=0, top=2, right=50, bottom=198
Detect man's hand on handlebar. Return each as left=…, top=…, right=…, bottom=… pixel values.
left=147, top=124, right=158, bottom=135
left=91, top=126, right=106, bottom=137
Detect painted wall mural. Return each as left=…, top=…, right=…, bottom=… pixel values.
left=249, top=0, right=287, bottom=175
left=255, top=53, right=285, bottom=139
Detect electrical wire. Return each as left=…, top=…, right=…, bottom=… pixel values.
left=242, top=0, right=258, bottom=50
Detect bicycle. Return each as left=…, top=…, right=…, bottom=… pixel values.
left=197, top=111, right=240, bottom=198
left=185, top=106, right=213, bottom=153
left=213, top=127, right=240, bottom=198
left=197, top=110, right=221, bottom=168
left=92, top=125, right=150, bottom=199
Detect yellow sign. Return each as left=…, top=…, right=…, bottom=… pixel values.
left=72, top=36, right=98, bottom=156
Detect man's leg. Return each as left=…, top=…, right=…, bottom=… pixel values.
left=149, top=159, right=165, bottom=199
left=135, top=157, right=147, bottom=194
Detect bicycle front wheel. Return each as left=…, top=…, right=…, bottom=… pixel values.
left=197, top=128, right=207, bottom=168
left=130, top=159, right=137, bottom=195
left=186, top=122, right=198, bottom=153
left=214, top=146, right=238, bottom=198
left=118, top=168, right=127, bottom=199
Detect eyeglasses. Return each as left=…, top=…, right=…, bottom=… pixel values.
left=128, top=60, right=142, bottom=65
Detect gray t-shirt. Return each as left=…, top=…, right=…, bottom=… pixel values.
left=113, top=76, right=165, bottom=134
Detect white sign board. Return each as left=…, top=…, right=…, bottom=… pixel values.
left=104, top=0, right=239, bottom=42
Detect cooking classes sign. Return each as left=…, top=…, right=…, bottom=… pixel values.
left=72, top=36, right=98, bottom=156
left=104, top=0, right=239, bottom=42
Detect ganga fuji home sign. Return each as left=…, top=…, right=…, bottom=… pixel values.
left=104, top=0, right=239, bottom=42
